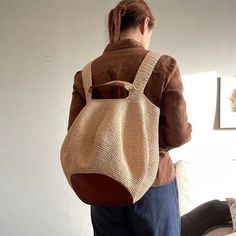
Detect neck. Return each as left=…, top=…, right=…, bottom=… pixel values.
left=119, top=29, right=147, bottom=49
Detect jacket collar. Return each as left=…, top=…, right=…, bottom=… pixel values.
left=103, top=39, right=145, bottom=54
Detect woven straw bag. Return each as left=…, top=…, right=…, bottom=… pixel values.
left=60, top=51, right=161, bottom=206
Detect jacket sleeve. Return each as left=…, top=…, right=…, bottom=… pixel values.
left=67, top=71, right=86, bottom=131
left=159, top=58, right=192, bottom=150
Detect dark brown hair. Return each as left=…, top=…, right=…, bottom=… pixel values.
left=108, top=0, right=156, bottom=43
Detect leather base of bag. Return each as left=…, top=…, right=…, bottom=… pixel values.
left=71, top=173, right=133, bottom=206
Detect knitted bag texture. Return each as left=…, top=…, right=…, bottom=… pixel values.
left=60, top=51, right=161, bottom=206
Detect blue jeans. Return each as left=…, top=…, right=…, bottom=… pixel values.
left=91, top=179, right=180, bottom=236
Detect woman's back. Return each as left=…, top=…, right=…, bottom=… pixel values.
left=64, top=0, right=192, bottom=235
left=70, top=38, right=191, bottom=187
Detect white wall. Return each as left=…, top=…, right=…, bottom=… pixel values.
left=0, top=0, right=235, bottom=235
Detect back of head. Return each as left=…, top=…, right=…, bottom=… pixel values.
left=108, top=0, right=156, bottom=43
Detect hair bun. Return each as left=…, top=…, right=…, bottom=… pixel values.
left=108, top=0, right=155, bottom=43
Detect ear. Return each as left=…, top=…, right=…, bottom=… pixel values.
left=140, top=17, right=150, bottom=35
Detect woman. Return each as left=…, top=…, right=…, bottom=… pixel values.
left=67, top=0, right=192, bottom=235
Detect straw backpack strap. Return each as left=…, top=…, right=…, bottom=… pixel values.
left=81, top=62, right=93, bottom=102
left=133, top=51, right=161, bottom=93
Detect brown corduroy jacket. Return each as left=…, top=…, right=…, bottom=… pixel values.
left=67, top=39, right=192, bottom=187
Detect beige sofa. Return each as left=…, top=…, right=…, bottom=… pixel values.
left=175, top=160, right=236, bottom=235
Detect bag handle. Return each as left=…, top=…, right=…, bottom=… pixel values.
left=133, top=51, right=161, bottom=93
left=82, top=64, right=135, bottom=101
left=82, top=51, right=161, bottom=101
left=89, top=80, right=135, bottom=93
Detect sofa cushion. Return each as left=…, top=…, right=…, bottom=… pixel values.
left=175, top=160, right=236, bottom=216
